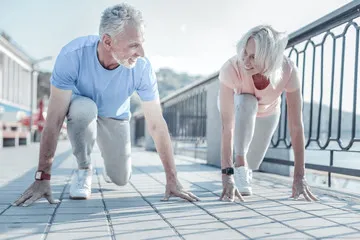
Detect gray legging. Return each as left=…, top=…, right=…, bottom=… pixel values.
left=66, top=95, right=131, bottom=186
left=219, top=93, right=280, bottom=170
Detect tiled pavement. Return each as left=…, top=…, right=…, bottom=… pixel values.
left=0, top=141, right=359, bottom=239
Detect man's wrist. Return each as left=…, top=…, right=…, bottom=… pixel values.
left=293, top=167, right=305, bottom=178
left=35, top=170, right=51, bottom=180
left=165, top=168, right=177, bottom=182
left=38, top=162, right=52, bottom=175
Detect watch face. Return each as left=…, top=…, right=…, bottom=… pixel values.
left=35, top=172, right=42, bottom=180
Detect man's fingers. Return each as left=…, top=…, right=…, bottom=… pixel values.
left=186, top=192, right=200, bottom=201
left=161, top=189, right=171, bottom=201
left=302, top=189, right=312, bottom=202
left=13, top=193, right=32, bottom=206
left=306, top=187, right=319, bottom=201
left=174, top=191, right=195, bottom=202
left=235, top=189, right=245, bottom=202
left=21, top=189, right=33, bottom=199
left=23, top=194, right=42, bottom=207
left=44, top=193, right=59, bottom=204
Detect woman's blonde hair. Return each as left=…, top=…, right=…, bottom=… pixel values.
left=236, top=25, right=288, bottom=87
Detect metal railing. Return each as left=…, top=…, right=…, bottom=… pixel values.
left=161, top=74, right=216, bottom=159
left=267, top=1, right=360, bottom=186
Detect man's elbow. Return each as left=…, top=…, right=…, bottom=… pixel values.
left=147, top=118, right=167, bottom=135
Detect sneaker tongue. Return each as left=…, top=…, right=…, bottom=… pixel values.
left=78, top=169, right=89, bottom=178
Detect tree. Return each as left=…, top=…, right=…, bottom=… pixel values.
left=130, top=68, right=203, bottom=113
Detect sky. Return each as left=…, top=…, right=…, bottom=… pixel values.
left=0, top=0, right=352, bottom=76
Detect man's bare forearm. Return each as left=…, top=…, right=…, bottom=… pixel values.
left=148, top=120, right=177, bottom=181
left=38, top=120, right=64, bottom=174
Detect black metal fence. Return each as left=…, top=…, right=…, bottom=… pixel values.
left=134, top=115, right=145, bottom=146
left=267, top=1, right=360, bottom=186
left=161, top=78, right=212, bottom=159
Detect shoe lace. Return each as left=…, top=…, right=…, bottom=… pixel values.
left=248, top=170, right=253, bottom=183
left=76, top=170, right=90, bottom=189
left=238, top=169, right=250, bottom=184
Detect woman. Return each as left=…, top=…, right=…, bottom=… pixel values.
left=218, top=25, right=318, bottom=202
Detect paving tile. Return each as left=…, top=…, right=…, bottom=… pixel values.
left=59, top=199, right=104, bottom=208
left=3, top=206, right=55, bottom=215
left=226, top=216, right=276, bottom=228
left=56, top=207, right=105, bottom=215
left=0, top=215, right=50, bottom=223
left=52, top=213, right=106, bottom=223
left=305, top=226, right=358, bottom=238
left=270, top=211, right=314, bottom=222
left=46, top=231, right=111, bottom=240
left=324, top=213, right=360, bottom=224
left=0, top=222, right=47, bottom=233
left=1, top=145, right=359, bottom=240
left=0, top=205, right=10, bottom=214
left=0, top=233, right=44, bottom=240
left=49, top=219, right=110, bottom=240
left=349, top=222, right=360, bottom=231
left=238, top=222, right=301, bottom=239
left=284, top=217, right=336, bottom=229
left=176, top=224, right=247, bottom=240
left=110, top=212, right=163, bottom=223
left=113, top=229, right=179, bottom=240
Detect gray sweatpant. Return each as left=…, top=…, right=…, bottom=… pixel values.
left=234, top=94, right=280, bottom=170
left=66, top=95, right=131, bottom=186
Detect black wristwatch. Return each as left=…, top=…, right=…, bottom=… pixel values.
left=221, top=167, right=234, bottom=175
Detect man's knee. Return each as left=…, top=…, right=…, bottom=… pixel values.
left=67, top=97, right=98, bottom=125
left=107, top=171, right=131, bottom=186
left=105, top=155, right=132, bottom=186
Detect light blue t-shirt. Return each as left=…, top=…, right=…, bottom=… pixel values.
left=50, top=35, right=159, bottom=120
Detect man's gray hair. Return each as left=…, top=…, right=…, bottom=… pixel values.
left=236, top=25, right=288, bottom=87
left=99, top=3, right=143, bottom=40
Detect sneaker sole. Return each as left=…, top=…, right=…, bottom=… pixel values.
left=69, top=195, right=90, bottom=200
left=240, top=192, right=252, bottom=196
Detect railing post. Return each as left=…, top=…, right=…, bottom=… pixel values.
left=328, top=150, right=334, bottom=187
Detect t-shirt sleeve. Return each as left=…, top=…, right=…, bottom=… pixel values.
left=50, top=52, right=78, bottom=90
left=136, top=60, right=160, bottom=101
left=285, top=59, right=301, bottom=92
left=219, top=59, right=238, bottom=90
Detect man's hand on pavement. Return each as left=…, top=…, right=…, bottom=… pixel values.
left=13, top=180, right=59, bottom=207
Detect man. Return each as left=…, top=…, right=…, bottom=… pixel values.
left=13, top=3, right=199, bottom=207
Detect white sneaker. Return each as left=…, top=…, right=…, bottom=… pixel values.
left=248, top=169, right=253, bottom=182
left=234, top=166, right=252, bottom=196
left=70, top=168, right=93, bottom=199
left=102, top=169, right=112, bottom=183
